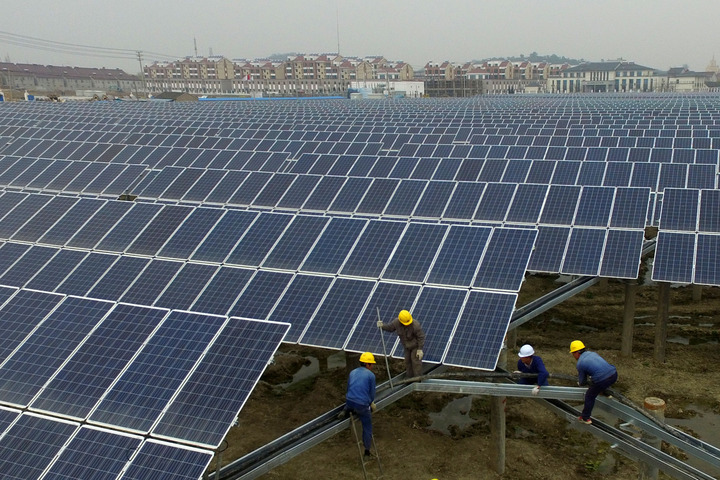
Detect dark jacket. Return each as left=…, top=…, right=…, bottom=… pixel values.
left=381, top=318, right=425, bottom=351
left=516, top=356, right=549, bottom=386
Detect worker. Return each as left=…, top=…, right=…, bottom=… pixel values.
left=570, top=340, right=618, bottom=424
left=515, top=344, right=549, bottom=395
left=342, top=352, right=377, bottom=457
left=377, top=309, right=425, bottom=378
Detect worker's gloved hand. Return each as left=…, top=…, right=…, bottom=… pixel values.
left=376, top=320, right=383, bottom=328
left=416, top=349, right=423, bottom=361
left=370, top=402, right=377, bottom=413
left=532, top=386, right=540, bottom=396
left=513, top=370, right=521, bottom=374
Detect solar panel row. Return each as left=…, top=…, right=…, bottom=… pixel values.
left=0, top=286, right=289, bottom=449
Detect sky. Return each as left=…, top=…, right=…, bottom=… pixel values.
left=2, top=0, right=719, bottom=75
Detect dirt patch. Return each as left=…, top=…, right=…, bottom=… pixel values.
left=212, top=276, right=720, bottom=479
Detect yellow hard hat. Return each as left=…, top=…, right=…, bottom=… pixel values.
left=398, top=310, right=413, bottom=325
left=569, top=340, right=585, bottom=353
left=359, top=352, right=376, bottom=364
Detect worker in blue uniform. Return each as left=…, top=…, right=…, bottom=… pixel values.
left=570, top=340, right=618, bottom=424
left=515, top=344, right=549, bottom=395
left=342, top=352, right=377, bottom=457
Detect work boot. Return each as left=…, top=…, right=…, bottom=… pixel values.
left=364, top=449, right=373, bottom=458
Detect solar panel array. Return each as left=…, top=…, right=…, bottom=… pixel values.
left=652, top=188, right=720, bottom=285
left=1, top=94, right=719, bottom=475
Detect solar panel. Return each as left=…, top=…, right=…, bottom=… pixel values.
left=0, top=296, right=114, bottom=407
left=154, top=263, right=217, bottom=310
left=698, top=189, right=720, bottom=232
left=694, top=234, right=720, bottom=285
left=0, top=193, right=53, bottom=239
left=86, top=255, right=151, bottom=301
left=340, top=220, right=406, bottom=278
left=227, top=270, right=293, bottom=319
left=298, top=277, right=375, bottom=349
left=442, top=290, right=517, bottom=370
left=125, top=205, right=193, bottom=256
left=152, top=317, right=288, bottom=448
left=300, top=217, right=367, bottom=274
left=659, top=188, right=699, bottom=231
left=119, top=259, right=184, bottom=306
left=0, top=413, right=78, bottom=478
left=88, top=310, right=226, bottom=433
left=65, top=200, right=132, bottom=249
left=156, top=207, right=225, bottom=259
left=94, top=203, right=163, bottom=252
left=574, top=187, right=614, bottom=226
left=426, top=225, right=491, bottom=286
left=225, top=212, right=293, bottom=266
left=261, top=215, right=329, bottom=270
left=10, top=196, right=79, bottom=243
left=0, top=245, right=57, bottom=288
left=190, top=210, right=257, bottom=263
left=121, top=440, right=213, bottom=480
left=651, top=231, right=695, bottom=283
left=561, top=228, right=607, bottom=276
left=29, top=304, right=167, bottom=420
left=383, top=223, right=447, bottom=283
left=599, top=229, right=645, bottom=279
left=473, top=228, right=537, bottom=291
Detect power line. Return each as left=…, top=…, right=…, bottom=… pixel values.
left=0, top=31, right=181, bottom=64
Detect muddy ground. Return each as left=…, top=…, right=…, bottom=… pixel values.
left=212, top=272, right=720, bottom=479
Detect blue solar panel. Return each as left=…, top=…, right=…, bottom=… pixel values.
left=86, top=256, right=150, bottom=301
left=0, top=296, right=113, bottom=407
left=153, top=318, right=288, bottom=448
left=191, top=210, right=257, bottom=263
left=42, top=426, right=142, bottom=480
left=611, top=187, right=651, bottom=229
left=157, top=207, right=225, bottom=259
left=506, top=183, right=548, bottom=224
left=0, top=414, right=78, bottom=478
left=190, top=267, right=255, bottom=316
left=341, top=220, right=406, bottom=278
left=302, top=176, right=346, bottom=211
left=10, top=196, right=79, bottom=243
left=225, top=213, right=293, bottom=266
left=0, top=289, right=64, bottom=362
left=0, top=245, right=57, bottom=287
left=383, top=223, right=447, bottom=283
left=228, top=171, right=272, bottom=205
left=698, top=189, right=720, bottom=233
left=442, top=182, right=484, bottom=220
left=574, top=187, right=614, bottom=226
left=65, top=200, right=132, bottom=249
left=119, top=259, right=183, bottom=306
left=356, top=178, right=399, bottom=215
left=426, top=225, right=491, bottom=286
left=561, top=228, right=607, bottom=276
left=204, top=170, right=249, bottom=204
left=329, top=177, right=372, bottom=212
left=473, top=228, right=537, bottom=291
left=125, top=205, right=193, bottom=256
left=121, top=440, right=213, bottom=480
left=393, top=286, right=467, bottom=364
left=0, top=193, right=53, bottom=239
left=540, top=185, right=580, bottom=225
left=652, top=231, right=695, bottom=283
left=154, top=263, right=217, bottom=310
left=299, top=278, right=375, bottom=349
left=600, top=229, right=645, bottom=279
left=343, top=282, right=421, bottom=354
left=89, top=311, right=226, bottom=433
left=55, top=253, right=119, bottom=297
left=694, top=234, right=720, bottom=285
left=660, top=188, right=699, bottom=231
left=300, top=218, right=367, bottom=274
left=37, top=198, right=105, bottom=246
left=228, top=270, right=293, bottom=319
left=276, top=175, right=321, bottom=209
left=412, top=181, right=454, bottom=218
left=267, top=274, right=334, bottom=343
left=30, top=304, right=166, bottom=421
left=443, top=290, right=517, bottom=370
left=262, top=216, right=329, bottom=270
left=95, top=203, right=163, bottom=253
left=475, top=183, right=515, bottom=222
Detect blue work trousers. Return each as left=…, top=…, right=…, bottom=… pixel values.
left=581, top=372, right=618, bottom=420
left=345, top=400, right=373, bottom=450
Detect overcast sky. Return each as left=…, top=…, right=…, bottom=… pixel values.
left=2, top=0, right=719, bottom=74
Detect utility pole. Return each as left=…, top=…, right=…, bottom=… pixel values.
left=136, top=51, right=147, bottom=95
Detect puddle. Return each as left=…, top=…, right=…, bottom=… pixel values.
left=667, top=405, right=720, bottom=477
left=427, top=396, right=477, bottom=436
left=275, top=351, right=347, bottom=390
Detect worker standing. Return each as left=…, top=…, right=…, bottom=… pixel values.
left=570, top=340, right=618, bottom=424
left=377, top=309, right=425, bottom=378
left=342, top=352, right=377, bottom=457
left=515, top=344, right=549, bottom=395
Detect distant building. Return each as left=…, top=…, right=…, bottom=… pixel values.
left=551, top=60, right=660, bottom=93
left=0, top=62, right=139, bottom=95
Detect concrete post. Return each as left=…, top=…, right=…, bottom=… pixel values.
left=692, top=284, right=702, bottom=302
left=490, top=343, right=507, bottom=474
left=654, top=283, right=670, bottom=363
left=639, top=397, right=666, bottom=480
left=621, top=280, right=637, bottom=357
